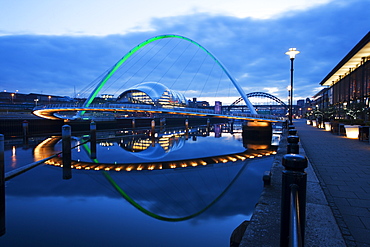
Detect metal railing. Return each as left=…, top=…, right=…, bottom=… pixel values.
left=281, top=127, right=308, bottom=247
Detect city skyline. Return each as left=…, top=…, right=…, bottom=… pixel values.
left=1, top=0, right=369, bottom=105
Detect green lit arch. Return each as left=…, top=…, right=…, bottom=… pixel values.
left=102, top=161, right=248, bottom=222
left=80, top=34, right=257, bottom=115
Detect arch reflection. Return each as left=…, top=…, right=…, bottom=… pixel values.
left=33, top=125, right=277, bottom=221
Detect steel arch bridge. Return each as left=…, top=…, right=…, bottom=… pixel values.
left=80, top=34, right=256, bottom=115
left=231, top=92, right=287, bottom=107
left=32, top=35, right=286, bottom=122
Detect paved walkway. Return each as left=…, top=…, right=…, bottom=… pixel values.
left=294, top=119, right=370, bottom=247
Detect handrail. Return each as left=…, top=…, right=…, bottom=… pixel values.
left=289, top=184, right=303, bottom=247
left=4, top=139, right=90, bottom=181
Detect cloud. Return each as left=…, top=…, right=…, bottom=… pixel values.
left=0, top=0, right=336, bottom=36
left=1, top=0, right=369, bottom=104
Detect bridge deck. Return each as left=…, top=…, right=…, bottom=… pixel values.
left=33, top=103, right=286, bottom=122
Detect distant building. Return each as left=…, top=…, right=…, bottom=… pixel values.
left=296, top=98, right=313, bottom=118
left=0, top=92, right=74, bottom=104
left=188, top=98, right=210, bottom=108
left=214, top=101, right=222, bottom=114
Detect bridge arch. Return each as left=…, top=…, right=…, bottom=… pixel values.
left=81, top=34, right=257, bottom=115
left=231, top=92, right=287, bottom=107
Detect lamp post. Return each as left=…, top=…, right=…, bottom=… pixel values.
left=285, top=48, right=300, bottom=125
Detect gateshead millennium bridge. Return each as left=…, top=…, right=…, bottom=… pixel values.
left=32, top=34, right=286, bottom=123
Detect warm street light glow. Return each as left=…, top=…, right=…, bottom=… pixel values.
left=285, top=48, right=300, bottom=59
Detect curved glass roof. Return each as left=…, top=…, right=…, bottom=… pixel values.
left=117, top=82, right=187, bottom=106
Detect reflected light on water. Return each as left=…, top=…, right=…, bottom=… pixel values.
left=11, top=146, right=16, bottom=168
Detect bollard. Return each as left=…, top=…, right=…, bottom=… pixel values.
left=62, top=125, right=72, bottom=180
left=230, top=120, right=234, bottom=134
left=280, top=154, right=308, bottom=247
left=22, top=120, right=29, bottom=144
left=207, top=118, right=210, bottom=129
left=0, top=134, right=5, bottom=236
left=287, top=135, right=300, bottom=154
left=288, top=129, right=297, bottom=135
left=132, top=118, right=136, bottom=129
left=263, top=170, right=271, bottom=186
left=90, top=121, right=97, bottom=159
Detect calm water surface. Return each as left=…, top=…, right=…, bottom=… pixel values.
left=1, top=125, right=277, bottom=247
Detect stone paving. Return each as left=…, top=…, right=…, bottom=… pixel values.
left=294, top=119, right=370, bottom=247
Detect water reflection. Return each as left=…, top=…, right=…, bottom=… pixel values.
left=35, top=125, right=277, bottom=172
left=2, top=123, right=280, bottom=246
left=30, top=124, right=278, bottom=221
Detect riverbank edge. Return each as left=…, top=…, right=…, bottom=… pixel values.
left=237, top=130, right=346, bottom=246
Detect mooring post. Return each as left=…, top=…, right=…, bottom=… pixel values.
left=22, top=120, right=29, bottom=144
left=280, top=154, right=308, bottom=247
left=0, top=134, right=5, bottom=236
left=62, top=125, right=72, bottom=180
left=287, top=135, right=300, bottom=154
left=90, top=121, right=97, bottom=159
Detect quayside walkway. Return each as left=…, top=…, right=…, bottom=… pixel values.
left=239, top=119, right=370, bottom=246
left=294, top=119, right=370, bottom=246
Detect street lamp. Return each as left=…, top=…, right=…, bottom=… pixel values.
left=285, top=48, right=300, bottom=125
left=34, top=98, right=39, bottom=106
left=11, top=93, right=15, bottom=104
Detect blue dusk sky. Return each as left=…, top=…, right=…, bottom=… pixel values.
left=1, top=0, right=369, bottom=105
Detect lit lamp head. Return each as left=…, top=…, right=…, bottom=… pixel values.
left=285, top=48, right=300, bottom=59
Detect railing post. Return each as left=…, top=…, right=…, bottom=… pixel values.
left=62, top=125, right=72, bottom=180
left=0, top=134, right=5, bottom=236
left=280, top=154, right=308, bottom=247
left=90, top=121, right=97, bottom=159
left=287, top=135, right=300, bottom=154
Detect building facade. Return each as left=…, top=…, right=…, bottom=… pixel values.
left=319, top=32, right=370, bottom=120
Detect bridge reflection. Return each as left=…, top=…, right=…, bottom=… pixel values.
left=30, top=124, right=278, bottom=222
left=34, top=125, right=277, bottom=172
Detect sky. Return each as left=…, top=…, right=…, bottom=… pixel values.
left=1, top=0, right=370, bottom=105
